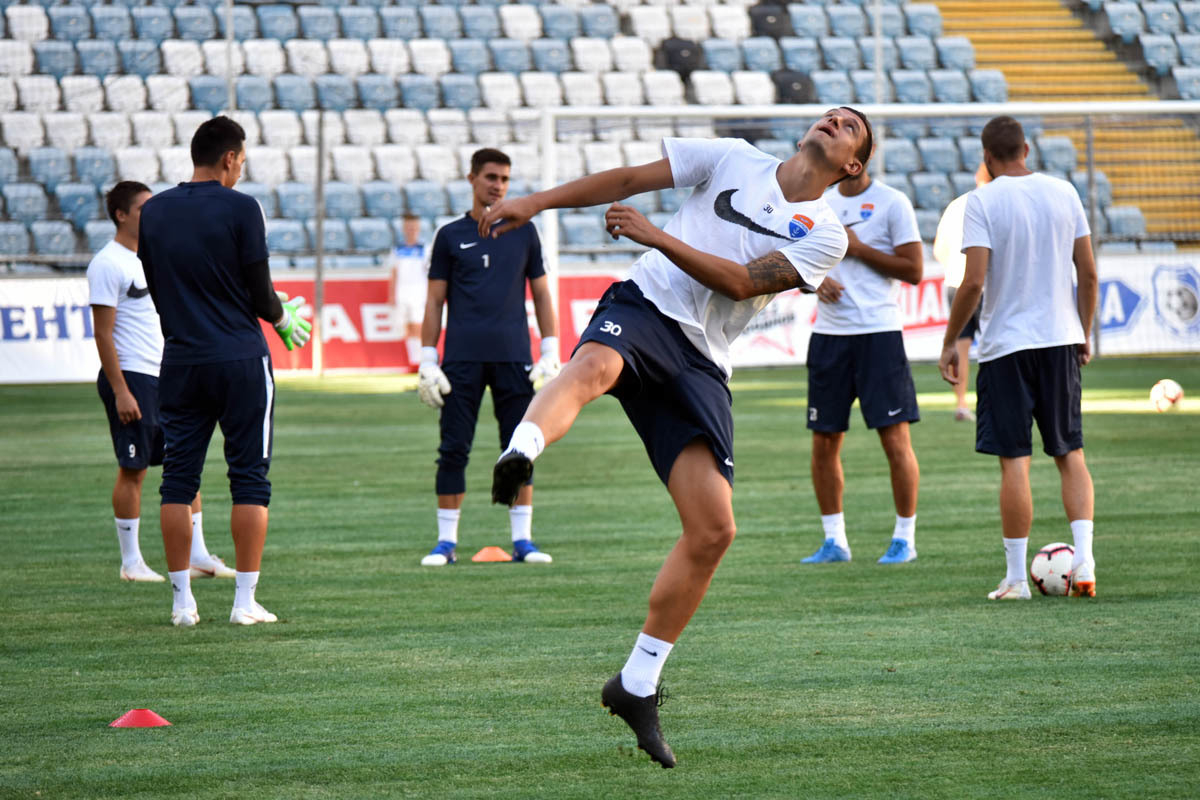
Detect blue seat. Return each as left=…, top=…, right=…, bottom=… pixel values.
left=236, top=75, right=273, bottom=112
left=858, top=35, right=898, bottom=69
left=811, top=70, right=854, bottom=104
left=361, top=180, right=402, bottom=219
left=266, top=218, right=307, bottom=254
left=257, top=5, right=298, bottom=41
left=118, top=40, right=161, bottom=78
left=189, top=75, right=228, bottom=114
left=1183, top=2, right=1200, bottom=33
left=541, top=6, right=579, bottom=40
left=316, top=74, right=355, bottom=111
left=298, top=6, right=338, bottom=40
left=880, top=137, right=919, bottom=174
left=33, top=40, right=77, bottom=80
left=403, top=179, right=447, bottom=217
left=624, top=192, right=658, bottom=215
left=1105, top=205, right=1146, bottom=237
left=904, top=3, right=942, bottom=38
left=55, top=182, right=98, bottom=228
left=1174, top=65, right=1200, bottom=97
left=2, top=184, right=48, bottom=226
left=0, top=149, right=15, bottom=186
left=399, top=74, right=439, bottom=111
left=560, top=212, right=605, bottom=246
left=1103, top=2, right=1144, bottom=44
left=916, top=137, right=959, bottom=173
left=450, top=39, right=491, bottom=76
left=489, top=38, right=531, bottom=73
left=349, top=217, right=392, bottom=252
left=968, top=69, right=1007, bottom=102
left=48, top=5, right=90, bottom=41
left=0, top=223, right=31, bottom=257
left=216, top=6, right=258, bottom=40
left=911, top=172, right=953, bottom=211
left=84, top=219, right=116, bottom=252
left=957, top=136, right=983, bottom=170
left=935, top=36, right=974, bottom=69
left=238, top=181, right=277, bottom=218
left=742, top=37, right=782, bottom=72
left=929, top=68, right=970, bottom=102
left=131, top=7, right=172, bottom=44
left=91, top=6, right=132, bottom=41
left=779, top=37, right=820, bottom=73
left=580, top=4, right=617, bottom=38
left=456, top=6, right=499, bottom=39
left=914, top=208, right=940, bottom=242
left=421, top=5, right=460, bottom=39
left=173, top=7, right=216, bottom=41
left=530, top=38, right=570, bottom=74
left=658, top=186, right=690, bottom=213
left=820, top=36, right=860, bottom=70
left=1144, top=2, right=1182, bottom=35
left=896, top=35, right=936, bottom=69
left=851, top=69, right=893, bottom=102
left=380, top=7, right=420, bottom=40
left=874, top=5, right=905, bottom=37
left=1036, top=135, right=1076, bottom=173
left=445, top=179, right=473, bottom=212
left=702, top=38, right=742, bottom=72
left=306, top=218, right=350, bottom=252
left=439, top=74, right=480, bottom=112
left=28, top=147, right=71, bottom=192
left=74, top=147, right=115, bottom=188
left=1070, top=169, right=1113, bottom=208
left=31, top=220, right=75, bottom=255
left=948, top=171, right=976, bottom=196
left=827, top=4, right=866, bottom=37
left=324, top=181, right=362, bottom=220
left=338, top=7, right=380, bottom=40
left=1139, top=33, right=1179, bottom=74
left=274, top=75, right=316, bottom=113
left=357, top=74, right=398, bottom=111
left=892, top=69, right=932, bottom=103
left=1179, top=33, right=1200, bottom=66
left=787, top=4, right=828, bottom=36
left=78, top=40, right=122, bottom=79
left=277, top=182, right=316, bottom=220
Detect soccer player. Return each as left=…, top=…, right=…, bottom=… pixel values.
left=479, top=108, right=872, bottom=767
left=138, top=116, right=312, bottom=626
left=933, top=162, right=991, bottom=421
left=87, top=181, right=234, bottom=583
left=801, top=168, right=923, bottom=565
left=388, top=213, right=427, bottom=371
left=938, top=116, right=1098, bottom=601
left=416, top=148, right=560, bottom=567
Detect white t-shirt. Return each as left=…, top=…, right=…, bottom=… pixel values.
left=629, top=137, right=847, bottom=378
left=86, top=239, right=163, bottom=377
left=933, top=192, right=969, bottom=288
left=961, top=173, right=1090, bottom=362
left=814, top=179, right=922, bottom=334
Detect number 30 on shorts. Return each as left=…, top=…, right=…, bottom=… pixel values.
left=600, top=320, right=622, bottom=336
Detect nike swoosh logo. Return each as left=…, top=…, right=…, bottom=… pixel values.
left=887, top=408, right=903, bottom=416
left=459, top=242, right=478, bottom=250
left=713, top=189, right=789, bottom=241
left=638, top=646, right=658, bottom=657
left=724, top=457, right=734, bottom=467
left=127, top=283, right=150, bottom=298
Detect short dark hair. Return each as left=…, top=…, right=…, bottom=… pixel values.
left=190, top=115, right=246, bottom=168
left=106, top=180, right=151, bottom=224
left=981, top=115, right=1025, bottom=162
left=841, top=106, right=874, bottom=169
left=469, top=147, right=511, bottom=176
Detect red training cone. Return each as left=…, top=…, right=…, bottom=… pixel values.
left=471, top=546, right=513, bottom=563
left=110, top=709, right=171, bottom=728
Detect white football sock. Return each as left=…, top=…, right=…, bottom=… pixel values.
left=620, top=632, right=674, bottom=698
left=821, top=512, right=849, bottom=550
left=893, top=514, right=916, bottom=546
left=115, top=517, right=142, bottom=568
left=168, top=569, right=195, bottom=610
left=234, top=570, right=259, bottom=610
left=189, top=511, right=209, bottom=561
left=1003, top=537, right=1028, bottom=585
left=1069, top=519, right=1094, bottom=568
left=436, top=508, right=460, bottom=544
left=505, top=421, right=545, bottom=461
left=509, top=504, right=532, bottom=543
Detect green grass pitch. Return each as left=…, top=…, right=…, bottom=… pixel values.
left=1, top=357, right=1198, bottom=798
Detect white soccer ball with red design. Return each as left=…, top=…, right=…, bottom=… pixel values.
left=1030, top=542, right=1074, bottom=596
left=1149, top=379, right=1183, bottom=412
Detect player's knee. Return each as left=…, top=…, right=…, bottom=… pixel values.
left=160, top=474, right=201, bottom=505
left=685, top=518, right=737, bottom=559
left=118, top=467, right=147, bottom=485
left=228, top=465, right=271, bottom=507
left=568, top=346, right=622, bottom=397
left=435, top=467, right=466, bottom=496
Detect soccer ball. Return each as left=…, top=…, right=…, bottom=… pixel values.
left=1149, top=379, right=1184, bottom=412
left=1030, top=542, right=1074, bottom=596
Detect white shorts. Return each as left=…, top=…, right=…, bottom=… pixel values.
left=392, top=258, right=427, bottom=328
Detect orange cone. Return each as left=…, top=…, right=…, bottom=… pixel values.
left=110, top=709, right=171, bottom=727
left=471, top=546, right=512, bottom=562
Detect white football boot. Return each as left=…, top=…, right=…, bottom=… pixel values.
left=230, top=601, right=278, bottom=625
left=171, top=605, right=199, bottom=627
left=190, top=553, right=236, bottom=578
left=120, top=561, right=166, bottom=582
left=987, top=579, right=1032, bottom=600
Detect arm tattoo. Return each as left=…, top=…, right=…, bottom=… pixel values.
left=745, top=251, right=807, bottom=296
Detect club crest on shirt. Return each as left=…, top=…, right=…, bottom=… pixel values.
left=789, top=214, right=814, bottom=239
left=859, top=203, right=874, bottom=221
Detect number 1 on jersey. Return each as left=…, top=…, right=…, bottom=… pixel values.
left=482, top=254, right=490, bottom=269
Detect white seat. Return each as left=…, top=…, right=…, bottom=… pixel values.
left=0, top=41, right=34, bottom=77
left=5, top=6, right=49, bottom=42
left=497, top=143, right=537, bottom=182
left=16, top=76, right=60, bottom=113
left=158, top=145, right=192, bottom=184
left=670, top=6, right=710, bottom=41
left=643, top=70, right=685, bottom=106
left=201, top=41, right=245, bottom=77
left=88, top=112, right=131, bottom=151
left=628, top=6, right=670, bottom=48
left=601, top=71, right=645, bottom=105
left=583, top=141, right=624, bottom=174
left=115, top=146, right=160, bottom=184
left=407, top=39, right=451, bottom=78
left=105, top=75, right=147, bottom=114
left=499, top=4, right=542, bottom=41
left=327, top=39, right=369, bottom=79
left=223, top=109, right=261, bottom=146
left=690, top=70, right=734, bottom=105
left=60, top=76, right=105, bottom=114
left=243, top=40, right=286, bottom=81
left=479, top=72, right=522, bottom=112
left=732, top=70, right=775, bottom=104
left=569, top=37, right=613, bottom=74
left=171, top=110, right=212, bottom=145
left=146, top=75, right=190, bottom=112
left=384, top=109, right=428, bottom=145
left=455, top=144, right=479, bottom=179
left=560, top=71, right=603, bottom=106
left=1, top=112, right=44, bottom=154
left=131, top=111, right=175, bottom=148
left=162, top=40, right=204, bottom=78
left=367, top=39, right=410, bottom=78
left=246, top=145, right=288, bottom=187
left=426, top=108, right=469, bottom=147
left=0, top=77, right=16, bottom=114
left=467, top=108, right=509, bottom=147
left=300, top=109, right=345, bottom=146
left=342, top=109, right=385, bottom=148
left=520, top=72, right=562, bottom=108
left=285, top=40, right=329, bottom=78
left=676, top=117, right=717, bottom=139
left=372, top=144, right=417, bottom=184
left=509, top=108, right=540, bottom=144
left=554, top=142, right=585, bottom=182
left=635, top=117, right=675, bottom=143
left=43, top=112, right=89, bottom=151
left=709, top=6, right=751, bottom=41
left=331, top=144, right=374, bottom=184
left=415, top=143, right=459, bottom=183
left=611, top=36, right=652, bottom=74
left=258, top=109, right=303, bottom=150
left=288, top=145, right=332, bottom=184
left=622, top=141, right=663, bottom=168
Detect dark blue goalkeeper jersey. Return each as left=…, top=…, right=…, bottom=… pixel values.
left=428, top=213, right=545, bottom=363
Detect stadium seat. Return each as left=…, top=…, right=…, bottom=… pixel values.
left=657, top=186, right=690, bottom=213
left=246, top=145, right=288, bottom=187
left=403, top=179, right=448, bottom=218
left=713, top=3, right=755, bottom=40
left=644, top=69, right=685, bottom=106
left=31, top=220, right=75, bottom=255
left=216, top=6, right=258, bottom=41
left=1103, top=2, right=1145, bottom=44
left=956, top=136, right=983, bottom=171
left=55, top=182, right=99, bottom=228
left=0, top=222, right=31, bottom=256
left=2, top=183, right=48, bottom=225
left=285, top=40, right=329, bottom=78
left=238, top=181, right=277, bottom=218
left=114, top=145, right=159, bottom=184
left=528, top=38, right=568, bottom=74
left=157, top=145, right=190, bottom=184
left=323, top=181, right=362, bottom=220
left=201, top=40, right=245, bottom=77
left=540, top=5, right=579, bottom=41
left=450, top=39, right=490, bottom=76
left=602, top=70, right=645, bottom=105
left=440, top=73, right=481, bottom=111
left=750, top=5, right=792, bottom=38
left=935, top=36, right=975, bottom=70
left=0, top=77, right=13, bottom=114
left=1, top=111, right=44, bottom=154
left=1183, top=2, right=1200, bottom=32
left=415, top=143, right=459, bottom=183
left=489, top=38, right=531, bottom=74
left=811, top=69, right=853, bottom=104
left=1178, top=34, right=1200, bottom=66
left=772, top=69, right=816, bottom=104
left=930, top=68, right=970, bottom=103
left=1070, top=169, right=1113, bottom=208
left=444, top=178, right=473, bottom=213
left=116, top=40, right=159, bottom=79
left=355, top=74, right=397, bottom=112
left=372, top=144, right=417, bottom=184
left=1174, top=65, right=1200, bottom=97
left=703, top=38, right=742, bottom=72
left=878, top=174, right=915, bottom=205
left=231, top=75, right=270, bottom=113
left=49, top=5, right=91, bottom=42
left=499, top=4, right=541, bottom=42
left=580, top=4, right=618, bottom=39
left=561, top=70, right=603, bottom=106
left=1036, top=135, right=1077, bottom=173
left=87, top=6, right=129, bottom=42
left=299, top=111, right=345, bottom=147
left=129, top=110, right=173, bottom=149
left=0, top=41, right=33, bottom=80
left=305, top=218, right=350, bottom=254
left=917, top=137, right=959, bottom=173
left=1137, top=33, right=1178, bottom=74
left=102, top=76, right=145, bottom=115
left=342, top=109, right=386, bottom=148
left=945, top=170, right=974, bottom=197
left=257, top=5, right=298, bottom=41
left=913, top=208, right=941, bottom=242
left=361, top=180, right=402, bottom=219
left=613, top=36, right=653, bottom=74
left=266, top=218, right=306, bottom=254
left=42, top=111, right=86, bottom=152
left=820, top=36, right=860, bottom=70
left=277, top=181, right=316, bottom=220
left=858, top=36, right=898, bottom=69
left=892, top=69, right=932, bottom=103
left=185, top=75, right=224, bottom=114
left=316, top=74, right=355, bottom=111
left=408, top=38, right=452, bottom=77
left=671, top=5, right=711, bottom=42
left=629, top=5, right=670, bottom=48
left=691, top=69, right=735, bottom=105
left=367, top=39, right=409, bottom=77
left=420, top=6, right=461, bottom=40
left=479, top=71, right=521, bottom=111
left=298, top=6, right=338, bottom=41
left=383, top=108, right=428, bottom=146
left=32, top=40, right=75, bottom=81
left=274, top=74, right=315, bottom=113
left=968, top=69, right=1008, bottom=102
left=379, top=7, right=419, bottom=42
left=147, top=75, right=189, bottom=113
left=827, top=5, right=866, bottom=38
left=851, top=69, right=892, bottom=102
left=1105, top=205, right=1146, bottom=237
left=571, top=37, right=614, bottom=74
left=26, top=147, right=69, bottom=194
left=173, top=7, right=216, bottom=41
left=393, top=74, right=436, bottom=111
left=911, top=172, right=953, bottom=211
left=16, top=75, right=60, bottom=113
left=160, top=41, right=204, bottom=81
left=72, top=146, right=115, bottom=188
left=787, top=4, right=828, bottom=37
left=779, top=36, right=820, bottom=73
left=71, top=41, right=122, bottom=83
left=904, top=4, right=943, bottom=38
left=466, top=108, right=508, bottom=147
left=255, top=109, right=299, bottom=149
left=880, top=137, right=920, bottom=174
left=742, top=37, right=782, bottom=73
left=732, top=70, right=775, bottom=104
left=520, top=71, right=562, bottom=108
left=349, top=217, right=392, bottom=253
left=338, top=7, right=380, bottom=41
left=84, top=219, right=116, bottom=252
left=560, top=212, right=606, bottom=246
left=895, top=35, right=937, bottom=70
left=426, top=107, right=469, bottom=146
left=460, top=6, right=500, bottom=40
left=327, top=39, right=369, bottom=78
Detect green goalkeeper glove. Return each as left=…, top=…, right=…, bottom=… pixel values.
left=273, top=292, right=312, bottom=351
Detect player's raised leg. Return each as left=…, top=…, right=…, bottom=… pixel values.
left=989, top=456, right=1033, bottom=599
left=876, top=422, right=919, bottom=564
left=1055, top=448, right=1096, bottom=596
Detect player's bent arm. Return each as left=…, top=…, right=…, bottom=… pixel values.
left=853, top=239, right=924, bottom=284
left=1073, top=235, right=1098, bottom=339
left=91, top=304, right=140, bottom=422
left=243, top=259, right=285, bottom=323
left=529, top=275, right=558, bottom=339
left=942, top=247, right=988, bottom=349
left=420, top=279, right=448, bottom=348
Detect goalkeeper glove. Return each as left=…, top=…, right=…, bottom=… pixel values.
left=417, top=346, right=452, bottom=409
left=273, top=292, right=312, bottom=351
left=528, top=336, right=561, bottom=388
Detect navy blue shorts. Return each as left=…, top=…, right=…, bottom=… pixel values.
left=97, top=369, right=163, bottom=470
left=976, top=345, right=1084, bottom=458
left=945, top=285, right=981, bottom=341
left=158, top=355, right=275, bottom=507
left=436, top=360, right=535, bottom=496
left=806, top=331, right=920, bottom=432
left=577, top=280, right=734, bottom=487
